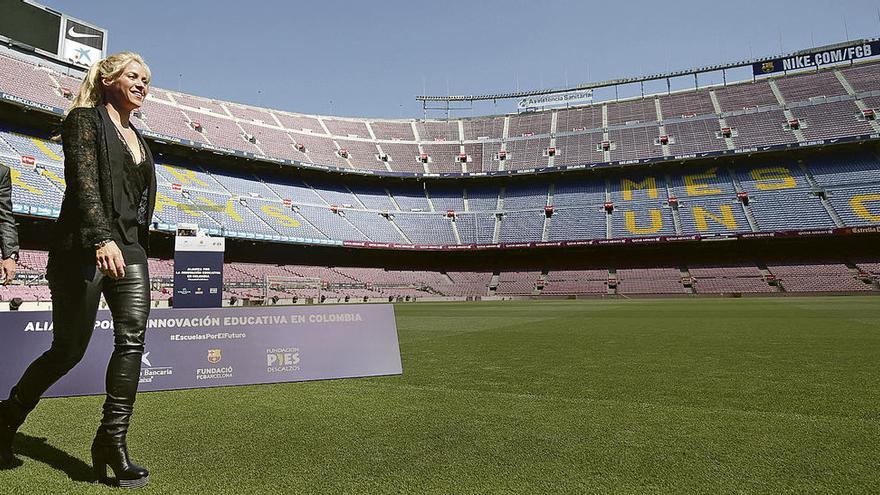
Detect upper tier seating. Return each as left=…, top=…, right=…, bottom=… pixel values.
left=1, top=50, right=878, bottom=176
left=2, top=126, right=878, bottom=245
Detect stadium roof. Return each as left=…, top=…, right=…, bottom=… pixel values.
left=416, top=37, right=880, bottom=103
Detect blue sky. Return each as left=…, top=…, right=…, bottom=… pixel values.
left=38, top=0, right=880, bottom=119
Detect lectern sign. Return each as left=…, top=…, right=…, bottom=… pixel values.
left=174, top=234, right=224, bottom=308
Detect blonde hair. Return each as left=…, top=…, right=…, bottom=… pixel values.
left=67, top=51, right=151, bottom=113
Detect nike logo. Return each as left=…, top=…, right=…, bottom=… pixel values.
left=68, top=27, right=101, bottom=39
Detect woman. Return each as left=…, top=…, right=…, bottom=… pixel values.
left=0, top=52, right=157, bottom=489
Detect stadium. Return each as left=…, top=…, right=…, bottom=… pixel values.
left=0, top=1, right=878, bottom=493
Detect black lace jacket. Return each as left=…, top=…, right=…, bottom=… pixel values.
left=49, top=106, right=157, bottom=270
left=0, top=164, right=19, bottom=259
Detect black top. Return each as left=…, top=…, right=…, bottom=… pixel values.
left=111, top=125, right=151, bottom=266
left=48, top=106, right=157, bottom=279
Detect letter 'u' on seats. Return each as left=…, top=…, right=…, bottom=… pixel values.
left=684, top=167, right=722, bottom=196
left=692, top=204, right=737, bottom=231
left=751, top=166, right=797, bottom=190
left=261, top=204, right=301, bottom=228
left=621, top=177, right=658, bottom=201
left=162, top=164, right=210, bottom=188
left=625, top=209, right=663, bottom=234
left=154, top=191, right=203, bottom=217
left=850, top=194, right=880, bottom=221
left=10, top=168, right=42, bottom=195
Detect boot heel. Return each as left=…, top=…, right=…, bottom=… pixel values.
left=91, top=453, right=109, bottom=484
left=91, top=442, right=149, bottom=489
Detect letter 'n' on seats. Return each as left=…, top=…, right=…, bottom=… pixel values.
left=751, top=166, right=797, bottom=190
left=692, top=204, right=737, bottom=231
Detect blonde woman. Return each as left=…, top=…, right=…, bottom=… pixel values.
left=0, top=52, right=156, bottom=489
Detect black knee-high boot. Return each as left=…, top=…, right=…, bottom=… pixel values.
left=0, top=387, right=36, bottom=467
left=3, top=262, right=103, bottom=468
left=91, top=356, right=149, bottom=488
left=91, top=263, right=150, bottom=488
left=1, top=262, right=101, bottom=468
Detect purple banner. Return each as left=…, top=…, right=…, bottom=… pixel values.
left=0, top=304, right=401, bottom=398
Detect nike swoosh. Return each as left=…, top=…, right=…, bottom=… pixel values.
left=68, top=27, right=101, bottom=39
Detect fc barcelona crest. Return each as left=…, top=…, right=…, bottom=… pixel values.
left=207, top=349, right=222, bottom=364
left=761, top=62, right=775, bottom=73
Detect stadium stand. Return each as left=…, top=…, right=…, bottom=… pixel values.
left=765, top=261, right=874, bottom=293
left=542, top=269, right=609, bottom=295
left=616, top=267, right=688, bottom=295
left=495, top=271, right=542, bottom=295
left=2, top=51, right=879, bottom=176
left=2, top=125, right=879, bottom=244
left=0, top=46, right=878, bottom=302
left=687, top=263, right=775, bottom=294
left=2, top=248, right=875, bottom=303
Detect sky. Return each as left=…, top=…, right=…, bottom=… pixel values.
left=37, top=0, right=880, bottom=119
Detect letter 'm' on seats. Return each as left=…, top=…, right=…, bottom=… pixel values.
left=621, top=177, right=658, bottom=201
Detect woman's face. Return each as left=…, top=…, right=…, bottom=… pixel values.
left=102, top=60, right=149, bottom=113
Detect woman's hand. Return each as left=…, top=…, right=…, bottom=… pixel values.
left=0, top=257, right=15, bottom=286
left=96, top=240, right=125, bottom=279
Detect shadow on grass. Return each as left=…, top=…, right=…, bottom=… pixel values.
left=1, top=433, right=93, bottom=482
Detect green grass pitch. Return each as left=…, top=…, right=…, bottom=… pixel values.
left=1, top=296, right=878, bottom=494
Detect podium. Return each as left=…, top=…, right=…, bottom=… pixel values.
left=173, top=223, right=225, bottom=308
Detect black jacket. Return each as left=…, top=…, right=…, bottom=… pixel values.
left=0, top=163, right=19, bottom=259
left=49, top=106, right=157, bottom=271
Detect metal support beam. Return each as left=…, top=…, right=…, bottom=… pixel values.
left=416, top=37, right=879, bottom=103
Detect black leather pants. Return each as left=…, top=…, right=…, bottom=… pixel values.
left=9, top=263, right=150, bottom=445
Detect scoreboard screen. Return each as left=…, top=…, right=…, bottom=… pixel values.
left=0, top=0, right=106, bottom=67
left=0, top=0, right=62, bottom=54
